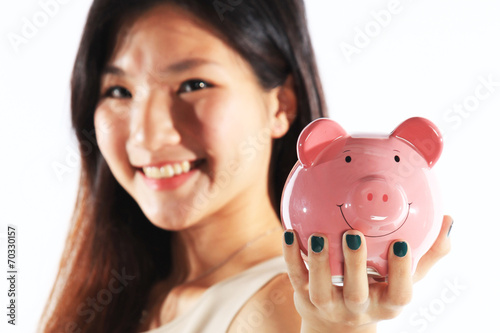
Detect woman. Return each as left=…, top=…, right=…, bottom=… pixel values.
left=38, top=0, right=452, bottom=332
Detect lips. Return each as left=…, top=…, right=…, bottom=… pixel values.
left=135, top=159, right=205, bottom=191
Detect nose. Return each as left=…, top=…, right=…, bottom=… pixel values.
left=128, top=90, right=181, bottom=151
left=363, top=187, right=390, bottom=204
left=345, top=177, right=408, bottom=227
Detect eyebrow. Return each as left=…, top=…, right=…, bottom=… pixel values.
left=102, top=58, right=220, bottom=77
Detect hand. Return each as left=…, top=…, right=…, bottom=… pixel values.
left=282, top=215, right=453, bottom=333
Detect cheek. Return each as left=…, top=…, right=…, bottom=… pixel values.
left=195, top=92, right=274, bottom=184
left=194, top=90, right=270, bottom=149
left=94, top=106, right=131, bottom=176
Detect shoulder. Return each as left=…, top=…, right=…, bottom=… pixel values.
left=227, top=272, right=302, bottom=333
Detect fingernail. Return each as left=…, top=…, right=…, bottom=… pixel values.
left=447, top=220, right=454, bottom=237
left=393, top=241, right=408, bottom=257
left=284, top=231, right=294, bottom=245
left=311, top=236, right=324, bottom=253
left=346, top=234, right=361, bottom=251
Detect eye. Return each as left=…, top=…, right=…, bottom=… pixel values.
left=394, top=155, right=400, bottom=162
left=345, top=156, right=352, bottom=163
left=178, top=79, right=213, bottom=94
left=103, top=86, right=132, bottom=99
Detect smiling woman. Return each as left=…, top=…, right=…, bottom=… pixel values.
left=37, top=0, right=451, bottom=332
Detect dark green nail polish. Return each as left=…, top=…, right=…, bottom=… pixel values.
left=447, top=221, right=454, bottom=237
left=394, top=242, right=408, bottom=257
left=284, top=231, right=294, bottom=245
left=346, top=234, right=361, bottom=251
left=311, top=236, right=324, bottom=253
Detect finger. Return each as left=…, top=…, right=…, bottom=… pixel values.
left=413, top=215, right=453, bottom=283
left=282, top=230, right=309, bottom=298
left=342, top=230, right=369, bottom=313
left=307, top=233, right=334, bottom=309
left=383, top=240, right=413, bottom=309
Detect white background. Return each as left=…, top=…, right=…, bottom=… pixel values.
left=0, top=0, right=499, bottom=332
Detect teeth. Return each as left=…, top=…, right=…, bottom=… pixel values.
left=173, top=163, right=183, bottom=175
left=142, top=161, right=194, bottom=179
left=161, top=165, right=174, bottom=177
left=181, top=161, right=190, bottom=173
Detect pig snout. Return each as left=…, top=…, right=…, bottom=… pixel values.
left=341, top=177, right=410, bottom=235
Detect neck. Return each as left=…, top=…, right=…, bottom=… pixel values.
left=172, top=193, right=283, bottom=283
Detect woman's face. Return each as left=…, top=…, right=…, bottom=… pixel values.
left=94, top=5, right=289, bottom=230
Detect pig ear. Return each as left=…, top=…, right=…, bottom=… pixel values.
left=390, top=117, right=443, bottom=168
left=297, top=118, right=347, bottom=168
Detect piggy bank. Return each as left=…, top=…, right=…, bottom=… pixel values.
left=281, top=117, right=443, bottom=284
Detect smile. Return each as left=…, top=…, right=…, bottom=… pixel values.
left=140, top=160, right=203, bottom=179
left=337, top=202, right=412, bottom=238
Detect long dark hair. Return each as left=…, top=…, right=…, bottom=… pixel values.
left=38, top=0, right=327, bottom=332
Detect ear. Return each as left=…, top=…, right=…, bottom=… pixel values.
left=270, top=75, right=297, bottom=138
left=297, top=118, right=347, bottom=168
left=390, top=117, right=443, bottom=168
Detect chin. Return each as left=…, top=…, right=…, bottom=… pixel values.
left=139, top=200, right=203, bottom=231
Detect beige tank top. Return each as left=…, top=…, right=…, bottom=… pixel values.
left=142, top=255, right=288, bottom=333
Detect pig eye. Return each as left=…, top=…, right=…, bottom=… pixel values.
left=394, top=155, right=400, bottom=162
left=345, top=156, right=352, bottom=163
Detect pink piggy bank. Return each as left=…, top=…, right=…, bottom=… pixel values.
left=281, top=117, right=443, bottom=284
